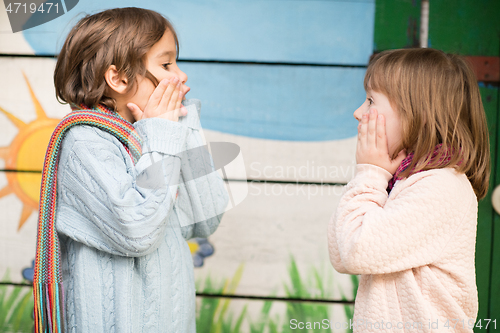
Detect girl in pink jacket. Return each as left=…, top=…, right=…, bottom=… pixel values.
left=328, top=48, right=490, bottom=332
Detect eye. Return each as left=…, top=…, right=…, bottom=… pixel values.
left=162, top=63, right=172, bottom=70
left=367, top=97, right=374, bottom=106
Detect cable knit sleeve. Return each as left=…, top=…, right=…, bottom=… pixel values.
left=55, top=118, right=188, bottom=257
left=327, top=164, right=475, bottom=275
left=175, top=99, right=229, bottom=240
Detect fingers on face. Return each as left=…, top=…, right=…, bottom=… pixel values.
left=147, top=78, right=170, bottom=113
left=376, top=114, right=387, bottom=150
left=167, top=80, right=180, bottom=111
left=367, top=110, right=378, bottom=146
left=359, top=109, right=387, bottom=150
left=358, top=112, right=369, bottom=148
left=175, top=88, right=184, bottom=111
left=359, top=113, right=368, bottom=134
left=159, top=78, right=178, bottom=111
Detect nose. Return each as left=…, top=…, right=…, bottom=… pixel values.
left=176, top=68, right=188, bottom=85
left=173, top=67, right=189, bottom=96
left=353, top=104, right=364, bottom=121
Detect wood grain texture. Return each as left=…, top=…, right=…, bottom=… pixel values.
left=205, top=129, right=356, bottom=184
left=181, top=62, right=365, bottom=141
left=0, top=171, right=356, bottom=301
left=0, top=58, right=367, bottom=143
left=194, top=181, right=355, bottom=301
left=373, top=0, right=421, bottom=51
left=1, top=0, right=375, bottom=65
left=426, top=0, right=500, bottom=323
left=0, top=0, right=373, bottom=311
left=0, top=171, right=38, bottom=284
left=0, top=57, right=359, bottom=181
left=428, top=0, right=500, bottom=56
left=195, top=295, right=354, bottom=333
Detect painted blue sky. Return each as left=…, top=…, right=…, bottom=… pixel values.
left=22, top=0, right=374, bottom=141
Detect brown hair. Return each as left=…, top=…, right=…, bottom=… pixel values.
left=365, top=48, right=490, bottom=199
left=54, top=7, right=178, bottom=110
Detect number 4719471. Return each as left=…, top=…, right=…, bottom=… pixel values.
left=5, top=3, right=59, bottom=14
left=445, top=319, right=496, bottom=330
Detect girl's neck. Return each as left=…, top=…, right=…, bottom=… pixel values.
left=115, top=103, right=135, bottom=124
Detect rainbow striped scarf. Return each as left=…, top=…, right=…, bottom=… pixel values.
left=33, top=104, right=142, bottom=333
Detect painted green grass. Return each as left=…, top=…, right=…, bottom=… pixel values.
left=340, top=274, right=359, bottom=333
left=275, top=256, right=344, bottom=333
left=0, top=270, right=33, bottom=333
left=0, top=257, right=358, bottom=333
left=196, top=256, right=358, bottom=333
left=247, top=300, right=274, bottom=333
left=196, top=263, right=248, bottom=333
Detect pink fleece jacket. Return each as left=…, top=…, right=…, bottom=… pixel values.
left=328, top=164, right=478, bottom=333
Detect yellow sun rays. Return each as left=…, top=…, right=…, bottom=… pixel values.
left=23, top=72, right=48, bottom=121
left=0, top=105, right=27, bottom=130
left=0, top=73, right=59, bottom=231
left=0, top=146, right=9, bottom=160
left=1, top=73, right=206, bottom=259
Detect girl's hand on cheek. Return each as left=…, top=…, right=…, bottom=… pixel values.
left=127, top=77, right=188, bottom=122
left=356, top=109, right=406, bottom=175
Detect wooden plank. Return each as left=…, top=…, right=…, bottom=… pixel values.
left=194, top=181, right=356, bottom=302
left=466, top=56, right=500, bottom=83
left=428, top=0, right=500, bottom=56
left=478, top=85, right=499, bottom=327
left=374, top=0, right=421, bottom=51
left=0, top=284, right=355, bottom=332
left=0, top=0, right=375, bottom=65
left=0, top=58, right=366, bottom=142
left=490, top=212, right=500, bottom=324
left=205, top=129, right=356, bottom=183
left=376, top=0, right=500, bottom=325
left=0, top=57, right=70, bottom=173
left=427, top=0, right=500, bottom=326
left=0, top=57, right=360, bottom=183
left=195, top=295, right=354, bottom=333
left=0, top=171, right=38, bottom=284
left=0, top=170, right=357, bottom=302
left=181, top=62, right=365, bottom=142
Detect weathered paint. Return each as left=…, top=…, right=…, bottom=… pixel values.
left=373, top=0, right=421, bottom=51
left=428, top=0, right=500, bottom=56
left=2, top=0, right=375, bottom=66
left=0, top=57, right=359, bottom=180
left=180, top=62, right=365, bottom=141
left=375, top=0, right=500, bottom=326
left=428, top=0, right=500, bottom=325
left=0, top=1, right=375, bottom=331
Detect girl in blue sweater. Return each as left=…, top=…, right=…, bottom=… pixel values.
left=34, top=7, right=228, bottom=333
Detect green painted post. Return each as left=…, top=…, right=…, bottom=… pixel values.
left=428, top=0, right=500, bottom=328
left=375, top=0, right=500, bottom=329
left=374, top=0, right=421, bottom=52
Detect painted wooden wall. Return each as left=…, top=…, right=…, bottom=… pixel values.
left=0, top=1, right=376, bottom=332
left=374, top=1, right=500, bottom=330
left=2, top=1, right=499, bottom=333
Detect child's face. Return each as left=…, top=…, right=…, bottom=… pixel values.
left=353, top=89, right=403, bottom=157
left=126, top=29, right=189, bottom=111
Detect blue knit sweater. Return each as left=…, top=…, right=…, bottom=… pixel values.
left=55, top=99, right=229, bottom=332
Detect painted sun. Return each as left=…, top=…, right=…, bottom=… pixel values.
left=1, top=73, right=212, bottom=265
left=0, top=74, right=60, bottom=231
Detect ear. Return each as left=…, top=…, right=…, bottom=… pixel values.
left=104, top=65, right=128, bottom=94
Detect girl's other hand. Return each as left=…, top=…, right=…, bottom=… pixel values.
left=127, top=77, right=188, bottom=122
left=356, top=109, right=406, bottom=175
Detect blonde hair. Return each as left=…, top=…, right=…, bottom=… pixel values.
left=365, top=48, right=490, bottom=199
